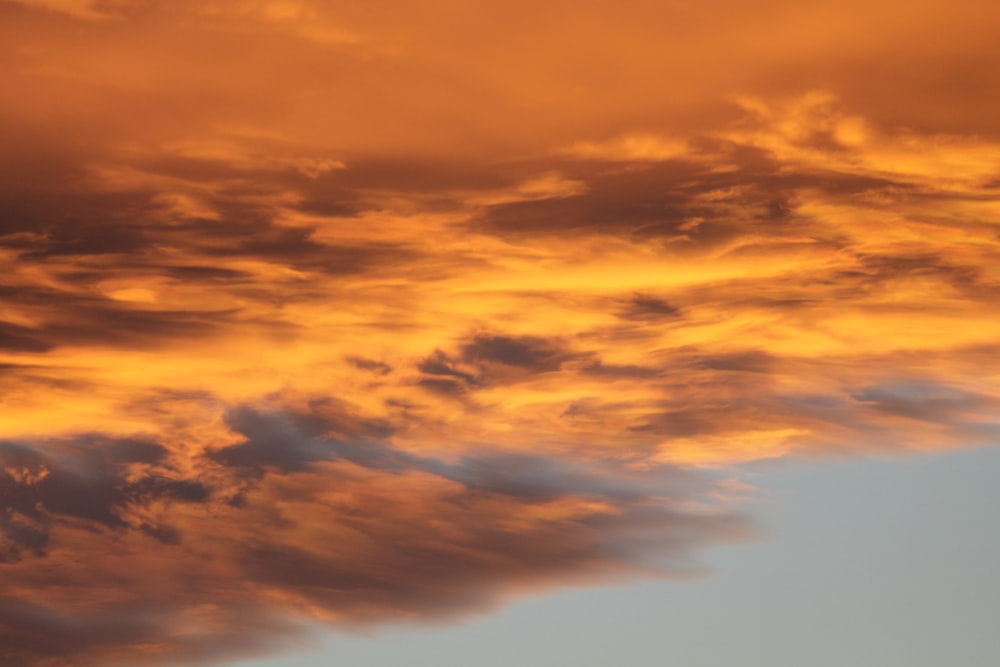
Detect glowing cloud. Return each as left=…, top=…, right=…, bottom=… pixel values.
left=1, top=0, right=998, bottom=664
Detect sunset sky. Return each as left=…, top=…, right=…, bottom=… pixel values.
left=2, top=1, right=999, bottom=665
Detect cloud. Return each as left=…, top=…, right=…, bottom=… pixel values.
left=0, top=436, right=210, bottom=562
left=618, top=294, right=682, bottom=321
left=6, top=0, right=120, bottom=20
left=3, top=0, right=1000, bottom=662
left=0, top=403, right=750, bottom=666
left=0, top=322, right=52, bottom=353
left=210, top=405, right=397, bottom=475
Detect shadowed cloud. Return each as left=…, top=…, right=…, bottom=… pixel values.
left=0, top=402, right=751, bottom=666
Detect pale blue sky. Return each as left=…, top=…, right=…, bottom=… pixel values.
left=232, top=445, right=1000, bottom=667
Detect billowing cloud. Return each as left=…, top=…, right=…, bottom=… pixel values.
left=2, top=0, right=999, bottom=664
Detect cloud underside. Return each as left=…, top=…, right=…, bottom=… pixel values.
left=2, top=1, right=1000, bottom=665
left=0, top=412, right=751, bottom=667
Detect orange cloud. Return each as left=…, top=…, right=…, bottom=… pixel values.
left=2, top=0, right=999, bottom=664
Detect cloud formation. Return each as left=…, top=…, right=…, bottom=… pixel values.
left=2, top=0, right=1000, bottom=664
left=0, top=406, right=750, bottom=667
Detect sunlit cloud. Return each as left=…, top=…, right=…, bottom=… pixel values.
left=2, top=0, right=999, bottom=664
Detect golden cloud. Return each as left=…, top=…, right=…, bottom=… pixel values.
left=1, top=0, right=999, bottom=664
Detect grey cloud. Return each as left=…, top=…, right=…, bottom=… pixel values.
left=851, top=381, right=996, bottom=422
left=210, top=405, right=399, bottom=475
left=417, top=376, right=473, bottom=396
left=461, top=334, right=574, bottom=371
left=474, top=141, right=899, bottom=243
left=580, top=361, right=662, bottom=379
left=697, top=350, right=776, bottom=373
left=418, top=350, right=479, bottom=384
left=0, top=435, right=210, bottom=559
left=212, top=404, right=713, bottom=511
left=346, top=355, right=393, bottom=375
left=0, top=399, right=754, bottom=666
left=0, top=597, right=164, bottom=667
left=431, top=450, right=704, bottom=503
left=0, top=322, right=52, bottom=353
left=0, top=595, right=303, bottom=667
left=0, top=284, right=235, bottom=350
left=415, top=334, right=582, bottom=397
left=618, top=294, right=681, bottom=321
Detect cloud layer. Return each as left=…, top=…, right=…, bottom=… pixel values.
left=2, top=1, right=999, bottom=665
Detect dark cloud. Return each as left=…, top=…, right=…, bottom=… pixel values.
left=0, top=322, right=52, bottom=353
left=580, top=361, right=662, bottom=379
left=618, top=294, right=681, bottom=321
left=461, top=334, right=574, bottom=371
left=157, top=264, right=253, bottom=281
left=0, top=284, right=236, bottom=349
left=216, top=407, right=752, bottom=620
left=0, top=189, right=157, bottom=257
left=474, top=145, right=896, bottom=242
left=417, top=376, right=473, bottom=396
left=627, top=409, right=722, bottom=439
left=477, top=159, right=707, bottom=238
left=210, top=405, right=399, bottom=474
left=851, top=381, right=995, bottom=422
left=0, top=145, right=410, bottom=283
left=414, top=334, right=583, bottom=397
left=0, top=435, right=209, bottom=560
left=46, top=307, right=232, bottom=348
left=0, top=595, right=303, bottom=667
left=0, top=400, right=752, bottom=665
left=329, top=156, right=524, bottom=193
left=346, top=355, right=393, bottom=375
left=431, top=450, right=697, bottom=502
left=697, top=350, right=776, bottom=373
left=0, top=597, right=165, bottom=667
left=418, top=350, right=479, bottom=384
left=841, top=252, right=992, bottom=302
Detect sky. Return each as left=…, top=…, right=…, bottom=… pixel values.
left=0, top=1, right=998, bottom=665
left=235, top=446, right=1000, bottom=667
